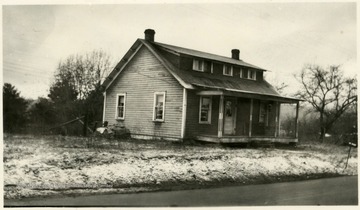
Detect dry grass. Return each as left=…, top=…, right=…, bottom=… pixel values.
left=4, top=134, right=357, bottom=200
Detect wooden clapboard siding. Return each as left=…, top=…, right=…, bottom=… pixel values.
left=212, top=62, right=223, bottom=75
left=179, top=56, right=212, bottom=74
left=251, top=99, right=277, bottom=136
left=235, top=98, right=251, bottom=136
left=104, top=45, right=183, bottom=139
left=256, top=70, right=263, bottom=81
left=185, top=90, right=219, bottom=138
left=251, top=99, right=261, bottom=135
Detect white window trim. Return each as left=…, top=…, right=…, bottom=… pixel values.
left=247, top=69, right=257, bottom=80
left=115, top=93, right=126, bottom=120
left=193, top=59, right=213, bottom=72
left=193, top=59, right=204, bottom=72
left=223, top=65, right=233, bottom=76
left=199, top=96, right=212, bottom=124
left=153, top=91, right=166, bottom=122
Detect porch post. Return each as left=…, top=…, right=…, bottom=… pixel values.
left=277, top=102, right=281, bottom=137
left=249, top=98, right=253, bottom=137
left=295, top=101, right=300, bottom=138
left=180, top=88, right=187, bottom=139
left=218, top=95, right=224, bottom=137
left=274, top=101, right=278, bottom=137
left=102, top=91, right=106, bottom=123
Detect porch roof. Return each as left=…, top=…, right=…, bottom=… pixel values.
left=180, top=70, right=280, bottom=95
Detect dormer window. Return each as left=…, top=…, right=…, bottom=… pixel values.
left=193, top=59, right=212, bottom=72
left=247, top=69, right=256, bottom=80
left=223, top=65, right=233, bottom=76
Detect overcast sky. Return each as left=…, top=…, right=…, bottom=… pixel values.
left=3, top=2, right=357, bottom=99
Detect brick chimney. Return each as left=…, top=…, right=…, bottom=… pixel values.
left=144, top=29, right=155, bottom=42
left=231, top=49, right=240, bottom=60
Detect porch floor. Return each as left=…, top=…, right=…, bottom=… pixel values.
left=196, top=135, right=298, bottom=144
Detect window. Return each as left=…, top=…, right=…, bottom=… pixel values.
left=223, top=65, right=233, bottom=76
left=116, top=94, right=126, bottom=119
left=193, top=59, right=212, bottom=72
left=199, top=96, right=212, bottom=123
left=193, top=59, right=203, bottom=71
left=239, top=68, right=243, bottom=78
left=153, top=92, right=166, bottom=121
left=247, top=69, right=257, bottom=80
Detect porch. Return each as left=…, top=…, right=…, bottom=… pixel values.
left=197, top=135, right=298, bottom=144
left=194, top=89, right=300, bottom=144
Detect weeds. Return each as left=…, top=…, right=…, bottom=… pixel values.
left=3, top=134, right=357, bottom=200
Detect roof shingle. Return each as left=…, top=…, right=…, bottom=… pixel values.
left=152, top=41, right=267, bottom=71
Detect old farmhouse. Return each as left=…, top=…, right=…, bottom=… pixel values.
left=101, top=29, right=301, bottom=144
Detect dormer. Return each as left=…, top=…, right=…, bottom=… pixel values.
left=240, top=68, right=257, bottom=80
left=223, top=64, right=233, bottom=76
left=155, top=41, right=266, bottom=82
left=192, top=58, right=213, bottom=73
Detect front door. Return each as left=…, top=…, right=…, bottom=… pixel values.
left=224, top=99, right=236, bottom=135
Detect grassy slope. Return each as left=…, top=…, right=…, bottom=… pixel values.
left=4, top=135, right=357, bottom=199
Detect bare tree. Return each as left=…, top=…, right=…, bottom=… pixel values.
left=54, top=50, right=112, bottom=100
left=295, top=64, right=357, bottom=142
left=49, top=50, right=113, bottom=135
left=274, top=82, right=288, bottom=94
left=263, top=74, right=288, bottom=95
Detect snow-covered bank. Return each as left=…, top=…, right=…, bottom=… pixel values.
left=4, top=135, right=357, bottom=199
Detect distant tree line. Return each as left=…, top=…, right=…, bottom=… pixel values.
left=3, top=83, right=28, bottom=133
left=3, top=50, right=112, bottom=136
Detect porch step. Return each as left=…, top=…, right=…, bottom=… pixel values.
left=250, top=141, right=275, bottom=148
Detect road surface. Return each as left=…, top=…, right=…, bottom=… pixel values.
left=5, top=176, right=358, bottom=207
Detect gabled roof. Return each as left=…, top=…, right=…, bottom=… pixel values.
left=101, top=39, right=194, bottom=91
left=101, top=39, right=143, bottom=91
left=102, top=38, right=300, bottom=102
left=154, top=42, right=267, bottom=71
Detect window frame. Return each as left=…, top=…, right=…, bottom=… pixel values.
left=247, top=69, right=257, bottom=80
left=239, top=68, right=243, bottom=78
left=153, top=92, right=166, bottom=122
left=115, top=93, right=126, bottom=120
left=199, top=96, right=212, bottom=124
left=223, top=65, right=233, bottom=76
left=193, top=59, right=213, bottom=73
left=193, top=59, right=204, bottom=72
